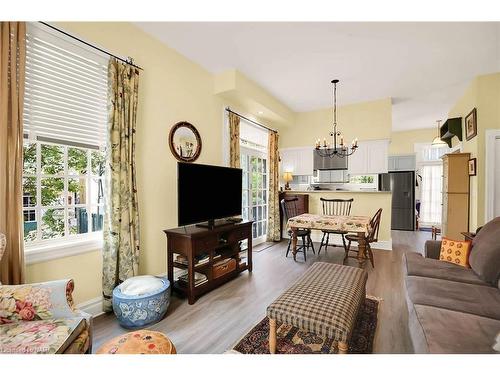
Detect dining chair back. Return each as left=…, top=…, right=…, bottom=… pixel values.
left=320, top=198, right=353, bottom=216
left=368, top=208, right=383, bottom=243
left=281, top=197, right=300, bottom=221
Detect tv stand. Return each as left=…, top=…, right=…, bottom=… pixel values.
left=164, top=221, right=253, bottom=304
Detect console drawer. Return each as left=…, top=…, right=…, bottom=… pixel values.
left=212, top=258, right=237, bottom=279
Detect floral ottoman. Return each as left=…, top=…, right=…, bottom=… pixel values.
left=112, top=276, right=170, bottom=329
left=96, top=330, right=176, bottom=354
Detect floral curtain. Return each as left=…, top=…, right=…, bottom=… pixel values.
left=0, top=22, right=26, bottom=284
left=102, top=58, right=140, bottom=312
left=229, top=112, right=240, bottom=168
left=267, top=131, right=281, bottom=242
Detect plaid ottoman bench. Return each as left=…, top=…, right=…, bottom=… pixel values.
left=266, top=262, right=367, bottom=354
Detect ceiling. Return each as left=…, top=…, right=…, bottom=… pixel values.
left=135, top=22, right=500, bottom=131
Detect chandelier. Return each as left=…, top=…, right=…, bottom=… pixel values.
left=315, top=79, right=358, bottom=158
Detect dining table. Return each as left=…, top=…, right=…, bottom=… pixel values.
left=286, top=213, right=372, bottom=267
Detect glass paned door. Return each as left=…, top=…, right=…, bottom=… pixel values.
left=241, top=147, right=268, bottom=244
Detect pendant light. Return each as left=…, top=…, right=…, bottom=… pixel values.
left=431, top=120, right=447, bottom=147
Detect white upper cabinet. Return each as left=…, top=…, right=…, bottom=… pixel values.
left=280, top=147, right=314, bottom=176
left=348, top=139, right=389, bottom=175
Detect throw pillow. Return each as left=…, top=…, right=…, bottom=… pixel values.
left=439, top=237, right=471, bottom=268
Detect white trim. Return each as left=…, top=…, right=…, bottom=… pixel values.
left=77, top=296, right=104, bottom=318
left=25, top=237, right=102, bottom=264
left=449, top=142, right=463, bottom=153
left=485, top=130, right=500, bottom=222
left=76, top=271, right=169, bottom=318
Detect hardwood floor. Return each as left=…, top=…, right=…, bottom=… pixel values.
left=92, top=230, right=432, bottom=353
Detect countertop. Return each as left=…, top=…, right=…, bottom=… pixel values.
left=283, top=190, right=391, bottom=194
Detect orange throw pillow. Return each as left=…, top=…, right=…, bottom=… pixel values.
left=439, top=237, right=472, bottom=268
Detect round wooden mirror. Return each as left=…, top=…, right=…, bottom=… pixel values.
left=168, top=121, right=202, bottom=162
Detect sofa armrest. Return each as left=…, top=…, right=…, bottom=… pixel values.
left=425, top=240, right=442, bottom=259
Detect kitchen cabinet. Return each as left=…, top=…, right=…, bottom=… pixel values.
left=388, top=154, right=416, bottom=171
left=348, top=139, right=389, bottom=175
left=280, top=147, right=314, bottom=176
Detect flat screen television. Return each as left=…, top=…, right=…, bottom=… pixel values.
left=178, top=162, right=242, bottom=227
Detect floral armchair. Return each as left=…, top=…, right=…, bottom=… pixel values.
left=0, top=235, right=92, bottom=354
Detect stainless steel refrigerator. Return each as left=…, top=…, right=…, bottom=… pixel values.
left=379, top=171, right=415, bottom=231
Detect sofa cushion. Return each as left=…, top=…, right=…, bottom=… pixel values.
left=0, top=317, right=86, bottom=354
left=469, top=217, right=500, bottom=286
left=412, top=304, right=500, bottom=353
left=439, top=237, right=471, bottom=268
left=403, top=252, right=488, bottom=286
left=405, top=275, right=500, bottom=320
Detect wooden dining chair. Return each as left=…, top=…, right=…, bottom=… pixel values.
left=280, top=198, right=315, bottom=261
left=318, top=198, right=354, bottom=254
left=344, top=208, right=383, bottom=268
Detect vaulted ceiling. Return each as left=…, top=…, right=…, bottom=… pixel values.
left=135, top=22, right=500, bottom=131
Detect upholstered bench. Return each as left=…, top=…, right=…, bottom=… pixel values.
left=266, top=262, right=367, bottom=354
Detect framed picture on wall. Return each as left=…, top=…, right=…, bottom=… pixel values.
left=468, top=158, right=477, bottom=176
left=465, top=108, right=477, bottom=141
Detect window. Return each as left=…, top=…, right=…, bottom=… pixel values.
left=414, top=143, right=450, bottom=227
left=22, top=23, right=108, bottom=248
left=348, top=174, right=378, bottom=190
left=349, top=175, right=375, bottom=184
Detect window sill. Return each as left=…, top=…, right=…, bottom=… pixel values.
left=25, top=237, right=103, bottom=265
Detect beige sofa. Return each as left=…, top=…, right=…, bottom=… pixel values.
left=402, top=217, right=500, bottom=353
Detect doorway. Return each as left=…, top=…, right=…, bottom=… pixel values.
left=240, top=147, right=268, bottom=245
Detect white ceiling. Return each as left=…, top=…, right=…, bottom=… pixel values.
left=135, top=22, right=500, bottom=131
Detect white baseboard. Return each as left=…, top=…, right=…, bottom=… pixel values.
left=306, top=232, right=392, bottom=251
left=76, top=273, right=168, bottom=318
left=77, top=296, right=104, bottom=318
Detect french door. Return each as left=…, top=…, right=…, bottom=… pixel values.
left=240, top=147, right=268, bottom=245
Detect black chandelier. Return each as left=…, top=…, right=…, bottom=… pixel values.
left=315, top=79, right=358, bottom=158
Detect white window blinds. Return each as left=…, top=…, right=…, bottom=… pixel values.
left=24, top=23, right=109, bottom=149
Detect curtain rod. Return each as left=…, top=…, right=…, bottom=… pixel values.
left=225, top=108, right=277, bottom=133
left=39, top=22, right=143, bottom=71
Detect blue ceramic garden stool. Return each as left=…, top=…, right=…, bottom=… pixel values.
left=112, top=276, right=170, bottom=329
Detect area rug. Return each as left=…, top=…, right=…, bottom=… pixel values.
left=233, top=297, right=379, bottom=354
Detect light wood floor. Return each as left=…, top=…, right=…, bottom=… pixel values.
left=92, top=230, right=431, bottom=353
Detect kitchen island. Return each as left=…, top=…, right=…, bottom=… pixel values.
left=281, top=190, right=392, bottom=250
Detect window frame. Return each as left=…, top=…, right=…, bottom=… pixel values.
left=23, top=138, right=106, bottom=256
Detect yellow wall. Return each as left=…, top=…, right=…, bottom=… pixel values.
left=26, top=251, right=102, bottom=304
left=280, top=98, right=392, bottom=148
left=389, top=128, right=436, bottom=155
left=448, top=73, right=500, bottom=230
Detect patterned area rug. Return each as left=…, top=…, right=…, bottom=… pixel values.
left=233, top=297, right=379, bottom=354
